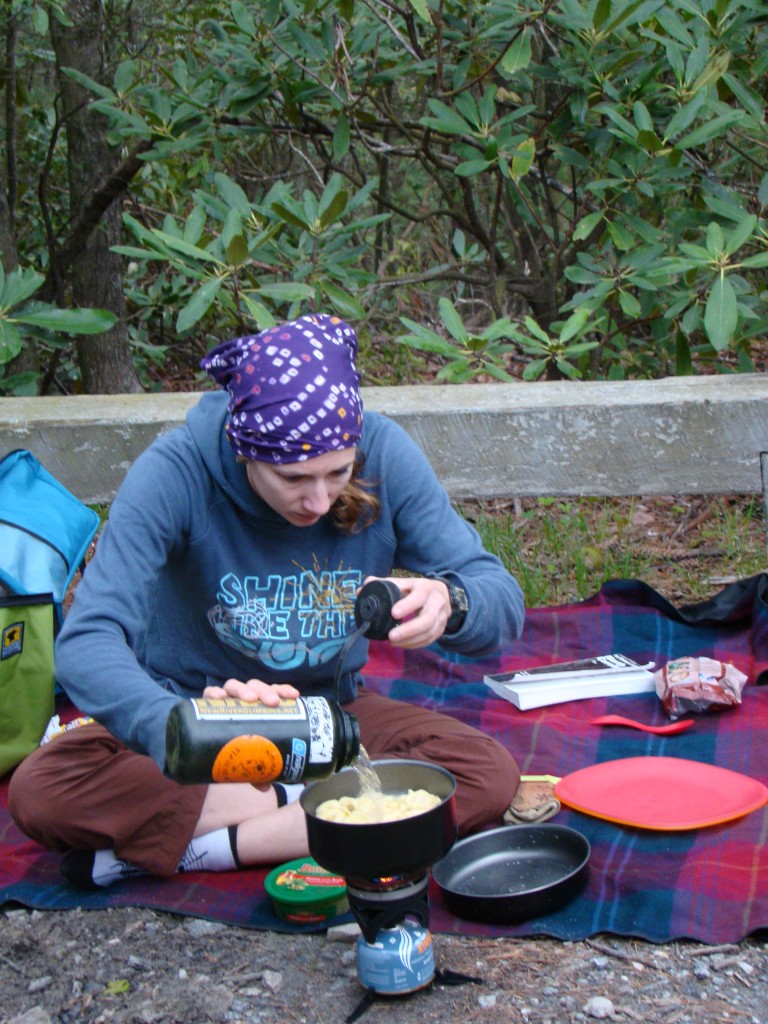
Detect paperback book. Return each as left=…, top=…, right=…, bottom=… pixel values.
left=484, top=654, right=656, bottom=711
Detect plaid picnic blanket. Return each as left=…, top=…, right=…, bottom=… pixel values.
left=2, top=575, right=767, bottom=943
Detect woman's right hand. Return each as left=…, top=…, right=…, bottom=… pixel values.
left=202, top=677, right=300, bottom=705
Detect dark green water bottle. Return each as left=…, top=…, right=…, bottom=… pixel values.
left=165, top=696, right=360, bottom=785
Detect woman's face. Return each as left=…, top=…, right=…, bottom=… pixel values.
left=245, top=448, right=356, bottom=527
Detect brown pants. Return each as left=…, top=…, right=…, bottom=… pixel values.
left=9, top=688, right=520, bottom=875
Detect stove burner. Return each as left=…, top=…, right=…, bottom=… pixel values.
left=346, top=872, right=430, bottom=943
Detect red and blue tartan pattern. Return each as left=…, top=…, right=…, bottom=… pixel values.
left=1, top=576, right=766, bottom=942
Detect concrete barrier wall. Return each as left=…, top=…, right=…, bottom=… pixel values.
left=0, top=374, right=766, bottom=505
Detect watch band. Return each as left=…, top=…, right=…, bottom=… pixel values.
left=424, top=573, right=469, bottom=634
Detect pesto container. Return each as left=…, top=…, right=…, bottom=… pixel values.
left=265, top=857, right=349, bottom=924
left=165, top=695, right=360, bottom=785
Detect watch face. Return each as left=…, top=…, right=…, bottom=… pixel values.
left=451, top=586, right=469, bottom=613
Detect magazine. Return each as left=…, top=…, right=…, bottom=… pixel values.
left=484, top=654, right=656, bottom=711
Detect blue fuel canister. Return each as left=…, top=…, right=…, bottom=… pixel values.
left=355, top=922, right=435, bottom=995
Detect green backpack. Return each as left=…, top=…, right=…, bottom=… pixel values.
left=0, top=450, right=99, bottom=777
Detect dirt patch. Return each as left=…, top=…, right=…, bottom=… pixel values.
left=2, top=905, right=767, bottom=1024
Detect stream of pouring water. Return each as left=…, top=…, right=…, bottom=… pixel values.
left=351, top=744, right=383, bottom=798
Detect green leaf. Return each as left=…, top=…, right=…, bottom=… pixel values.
left=500, top=29, right=532, bottom=76
left=176, top=277, right=223, bottom=334
left=522, top=358, right=549, bottom=381
left=511, top=137, right=536, bottom=181
left=606, top=220, right=634, bottom=251
left=422, top=100, right=474, bottom=136
left=240, top=295, right=275, bottom=330
left=333, top=114, right=350, bottom=161
left=618, top=290, right=641, bottom=318
left=573, top=210, right=606, bottom=242
left=558, top=306, right=591, bottom=344
left=61, top=67, right=117, bottom=103
left=662, top=92, right=707, bottom=142
left=318, top=190, right=348, bottom=229
left=408, top=0, right=431, bottom=21
left=675, top=329, right=693, bottom=375
left=156, top=232, right=221, bottom=265
left=271, top=202, right=310, bottom=232
left=676, top=112, right=744, bottom=150
left=14, top=308, right=117, bottom=334
left=725, top=214, right=757, bottom=257
left=706, top=221, right=724, bottom=256
left=0, top=320, right=23, bottom=363
left=221, top=209, right=244, bottom=251
left=455, top=159, right=493, bottom=177
left=399, top=334, right=456, bottom=356
left=0, top=268, right=43, bottom=309
left=183, top=205, right=206, bottom=245
left=438, top=298, right=467, bottom=343
left=600, top=0, right=648, bottom=34
left=522, top=315, right=551, bottom=344
left=225, top=235, right=249, bottom=267
left=215, top=173, right=252, bottom=217
left=632, top=101, right=653, bottom=133
left=740, top=253, right=768, bottom=269
left=31, top=4, right=49, bottom=33
left=681, top=302, right=701, bottom=336
left=254, top=282, right=315, bottom=302
left=230, top=0, right=257, bottom=36
left=704, top=275, right=737, bottom=351
left=114, top=60, right=136, bottom=97
left=320, top=281, right=365, bottom=321
left=636, top=129, right=663, bottom=153
left=593, top=0, right=611, bottom=30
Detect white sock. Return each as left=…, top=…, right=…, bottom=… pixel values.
left=91, top=848, right=149, bottom=886
left=177, top=827, right=238, bottom=873
left=79, top=828, right=238, bottom=887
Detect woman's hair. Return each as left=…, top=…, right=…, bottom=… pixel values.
left=331, top=450, right=380, bottom=534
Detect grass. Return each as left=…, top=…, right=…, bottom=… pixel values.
left=462, top=494, right=767, bottom=608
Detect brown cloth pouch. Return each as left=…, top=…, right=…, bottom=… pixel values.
left=504, top=775, right=561, bottom=824
left=654, top=656, right=748, bottom=721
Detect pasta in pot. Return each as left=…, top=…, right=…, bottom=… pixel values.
left=315, top=788, right=440, bottom=824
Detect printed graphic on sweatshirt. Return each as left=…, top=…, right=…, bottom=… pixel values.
left=207, top=559, right=362, bottom=671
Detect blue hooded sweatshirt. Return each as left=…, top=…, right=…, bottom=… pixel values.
left=55, top=391, right=525, bottom=768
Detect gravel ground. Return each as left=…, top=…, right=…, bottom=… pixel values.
left=2, top=905, right=767, bottom=1024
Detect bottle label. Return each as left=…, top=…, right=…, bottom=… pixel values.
left=211, top=735, right=284, bottom=783
left=191, top=697, right=308, bottom=721
left=305, top=697, right=334, bottom=766
left=283, top=738, right=308, bottom=782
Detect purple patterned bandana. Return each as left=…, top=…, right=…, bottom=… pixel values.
left=200, top=314, right=364, bottom=463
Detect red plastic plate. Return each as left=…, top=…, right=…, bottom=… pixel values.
left=555, top=756, right=768, bottom=831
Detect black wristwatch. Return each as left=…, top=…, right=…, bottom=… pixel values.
left=425, top=574, right=469, bottom=634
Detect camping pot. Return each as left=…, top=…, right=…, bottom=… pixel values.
left=432, top=823, right=590, bottom=924
left=300, top=759, right=457, bottom=880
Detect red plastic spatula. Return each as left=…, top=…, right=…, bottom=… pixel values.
left=589, top=714, right=694, bottom=735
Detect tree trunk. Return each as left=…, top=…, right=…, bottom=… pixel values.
left=49, top=0, right=141, bottom=394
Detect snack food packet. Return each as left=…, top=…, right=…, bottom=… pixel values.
left=654, top=656, right=748, bottom=721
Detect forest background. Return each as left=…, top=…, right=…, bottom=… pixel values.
left=0, top=0, right=767, bottom=604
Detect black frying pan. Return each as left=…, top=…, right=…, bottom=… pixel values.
left=432, top=823, right=590, bottom=924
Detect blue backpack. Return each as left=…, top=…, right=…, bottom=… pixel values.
left=0, top=449, right=100, bottom=775
left=0, top=448, right=100, bottom=615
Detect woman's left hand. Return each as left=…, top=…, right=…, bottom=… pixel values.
left=364, top=575, right=451, bottom=649
left=202, top=678, right=301, bottom=704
